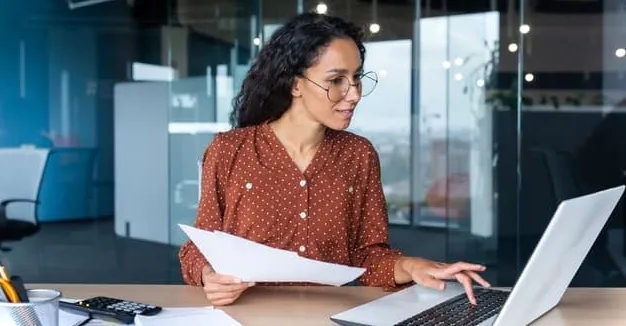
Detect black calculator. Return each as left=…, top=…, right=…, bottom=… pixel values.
left=59, top=296, right=162, bottom=324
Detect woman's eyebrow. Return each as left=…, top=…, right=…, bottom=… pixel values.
left=325, top=68, right=350, bottom=74
left=325, top=67, right=363, bottom=75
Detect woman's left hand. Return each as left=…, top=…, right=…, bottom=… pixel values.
left=394, top=257, right=491, bottom=305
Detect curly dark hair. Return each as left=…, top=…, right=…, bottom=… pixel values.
left=229, top=13, right=366, bottom=128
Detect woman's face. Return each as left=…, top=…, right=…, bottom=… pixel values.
left=294, top=38, right=363, bottom=131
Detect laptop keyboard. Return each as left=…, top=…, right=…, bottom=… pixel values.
left=393, top=288, right=509, bottom=326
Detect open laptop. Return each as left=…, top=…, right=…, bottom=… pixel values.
left=331, top=185, right=625, bottom=326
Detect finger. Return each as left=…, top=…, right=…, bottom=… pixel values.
left=206, top=289, right=243, bottom=303
left=465, top=270, right=491, bottom=288
left=413, top=273, right=446, bottom=291
left=207, top=288, right=246, bottom=306
left=210, top=296, right=237, bottom=306
left=455, top=273, right=477, bottom=305
left=441, top=262, right=486, bottom=276
left=206, top=291, right=233, bottom=304
left=204, top=281, right=253, bottom=294
left=205, top=273, right=244, bottom=285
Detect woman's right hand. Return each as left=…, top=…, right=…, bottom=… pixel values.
left=201, top=265, right=255, bottom=306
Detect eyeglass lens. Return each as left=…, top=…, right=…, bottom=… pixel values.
left=328, top=72, right=378, bottom=102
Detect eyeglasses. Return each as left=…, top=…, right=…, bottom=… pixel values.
left=303, top=71, right=378, bottom=102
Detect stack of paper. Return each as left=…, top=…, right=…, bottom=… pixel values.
left=179, top=224, right=365, bottom=286
left=135, top=307, right=242, bottom=326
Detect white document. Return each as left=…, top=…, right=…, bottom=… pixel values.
left=60, top=300, right=241, bottom=326
left=135, top=307, right=242, bottom=326
left=179, top=224, right=366, bottom=286
left=59, top=309, right=91, bottom=326
left=59, top=299, right=91, bottom=326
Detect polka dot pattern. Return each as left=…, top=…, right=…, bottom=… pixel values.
left=178, top=122, right=403, bottom=288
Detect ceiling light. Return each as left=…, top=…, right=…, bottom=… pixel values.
left=524, top=73, right=534, bottom=82
left=369, top=23, right=380, bottom=34
left=67, top=0, right=115, bottom=10
left=316, top=3, right=328, bottom=14
left=519, top=24, right=530, bottom=34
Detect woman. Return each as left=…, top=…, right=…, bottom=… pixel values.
left=179, top=12, right=490, bottom=306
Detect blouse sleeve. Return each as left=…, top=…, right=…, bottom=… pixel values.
left=178, top=133, right=227, bottom=286
left=351, top=144, right=404, bottom=289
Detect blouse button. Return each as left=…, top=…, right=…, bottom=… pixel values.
left=299, top=212, right=307, bottom=219
left=245, top=182, right=253, bottom=190
left=299, top=245, right=306, bottom=252
left=299, top=179, right=307, bottom=187
left=348, top=186, right=354, bottom=193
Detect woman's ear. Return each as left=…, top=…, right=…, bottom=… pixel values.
left=291, top=77, right=303, bottom=97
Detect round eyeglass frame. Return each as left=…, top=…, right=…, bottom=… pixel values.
left=303, top=71, right=379, bottom=103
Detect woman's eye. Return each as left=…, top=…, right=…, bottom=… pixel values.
left=330, top=78, right=344, bottom=85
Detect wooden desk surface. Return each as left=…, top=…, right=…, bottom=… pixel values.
left=30, top=284, right=626, bottom=326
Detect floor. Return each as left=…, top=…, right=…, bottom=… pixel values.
left=2, top=219, right=183, bottom=284
left=2, top=219, right=625, bottom=287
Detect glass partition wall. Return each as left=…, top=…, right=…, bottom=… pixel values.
left=165, top=0, right=527, bottom=286
left=166, top=0, right=261, bottom=247
left=166, top=0, right=626, bottom=287
left=3, top=0, right=624, bottom=286
left=516, top=0, right=626, bottom=287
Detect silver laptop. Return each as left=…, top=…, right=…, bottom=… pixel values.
left=331, top=185, right=625, bottom=326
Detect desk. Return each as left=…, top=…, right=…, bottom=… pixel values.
left=30, top=284, right=626, bottom=325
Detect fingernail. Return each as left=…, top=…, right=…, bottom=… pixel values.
left=233, top=278, right=242, bottom=283
left=486, top=283, right=491, bottom=287
left=248, top=282, right=256, bottom=286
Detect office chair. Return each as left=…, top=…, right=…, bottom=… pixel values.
left=0, top=148, right=49, bottom=251
left=37, top=148, right=97, bottom=221
left=533, top=148, right=581, bottom=201
left=0, top=199, right=40, bottom=251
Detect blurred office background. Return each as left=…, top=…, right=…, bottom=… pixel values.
left=0, top=0, right=625, bottom=287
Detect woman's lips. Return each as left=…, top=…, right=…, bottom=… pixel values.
left=335, top=109, right=354, bottom=119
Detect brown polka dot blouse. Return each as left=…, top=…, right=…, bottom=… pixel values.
left=179, top=122, right=403, bottom=289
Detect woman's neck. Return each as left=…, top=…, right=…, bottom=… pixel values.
left=269, top=111, right=326, bottom=155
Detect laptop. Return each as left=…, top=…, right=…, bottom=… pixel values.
left=331, top=185, right=625, bottom=326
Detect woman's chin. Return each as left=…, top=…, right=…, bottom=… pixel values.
left=325, top=119, right=352, bottom=131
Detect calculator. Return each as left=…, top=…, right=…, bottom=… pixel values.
left=59, top=296, right=162, bottom=324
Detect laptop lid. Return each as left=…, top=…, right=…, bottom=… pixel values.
left=330, top=185, right=624, bottom=326
left=492, top=185, right=624, bottom=326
